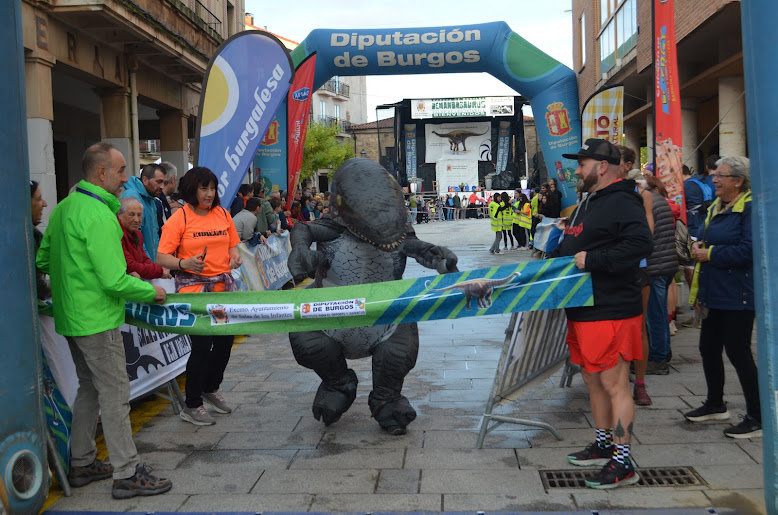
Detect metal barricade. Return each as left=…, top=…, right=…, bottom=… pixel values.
left=476, top=309, right=576, bottom=448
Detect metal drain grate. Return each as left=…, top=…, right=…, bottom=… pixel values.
left=540, top=466, right=706, bottom=490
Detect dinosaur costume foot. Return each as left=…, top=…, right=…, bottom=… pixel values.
left=369, top=394, right=416, bottom=435
left=312, top=369, right=358, bottom=426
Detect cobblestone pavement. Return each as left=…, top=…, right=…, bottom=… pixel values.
left=46, top=218, right=765, bottom=514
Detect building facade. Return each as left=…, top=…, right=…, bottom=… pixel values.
left=23, top=0, right=245, bottom=227
left=572, top=0, right=745, bottom=171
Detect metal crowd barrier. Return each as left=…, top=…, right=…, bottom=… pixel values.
left=476, top=308, right=576, bottom=448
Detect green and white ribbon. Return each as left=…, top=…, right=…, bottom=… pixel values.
left=125, top=256, right=592, bottom=335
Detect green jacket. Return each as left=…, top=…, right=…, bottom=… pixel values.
left=37, top=180, right=157, bottom=336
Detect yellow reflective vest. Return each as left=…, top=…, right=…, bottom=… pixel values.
left=489, top=200, right=502, bottom=232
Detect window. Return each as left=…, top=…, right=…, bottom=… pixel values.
left=334, top=104, right=340, bottom=123
left=578, top=13, right=586, bottom=71
left=320, top=100, right=327, bottom=121
left=598, top=0, right=637, bottom=74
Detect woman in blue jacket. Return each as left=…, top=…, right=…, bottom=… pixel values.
left=683, top=156, right=760, bottom=439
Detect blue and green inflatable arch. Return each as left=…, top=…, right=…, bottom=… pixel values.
left=290, top=21, right=582, bottom=210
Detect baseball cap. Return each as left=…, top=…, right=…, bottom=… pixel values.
left=562, top=138, right=622, bottom=165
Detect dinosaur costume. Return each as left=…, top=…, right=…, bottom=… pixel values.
left=287, top=158, right=458, bottom=434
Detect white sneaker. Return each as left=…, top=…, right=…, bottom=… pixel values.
left=669, top=320, right=678, bottom=336
left=180, top=405, right=215, bottom=426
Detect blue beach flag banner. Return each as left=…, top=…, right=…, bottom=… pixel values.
left=195, top=31, right=294, bottom=204
left=123, top=256, right=592, bottom=336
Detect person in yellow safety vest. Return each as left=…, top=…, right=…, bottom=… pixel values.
left=513, top=190, right=532, bottom=249
left=530, top=188, right=542, bottom=248
left=499, top=192, right=515, bottom=250
left=488, top=194, right=504, bottom=254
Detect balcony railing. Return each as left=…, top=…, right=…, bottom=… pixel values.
left=194, top=0, right=222, bottom=34
left=320, top=78, right=350, bottom=98
left=320, top=116, right=352, bottom=133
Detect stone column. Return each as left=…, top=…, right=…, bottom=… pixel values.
left=681, top=100, right=699, bottom=172
left=623, top=124, right=641, bottom=162
left=25, top=49, right=56, bottom=228
left=158, top=109, right=189, bottom=183
left=646, top=113, right=654, bottom=163
left=99, top=86, right=134, bottom=173
left=718, top=76, right=747, bottom=157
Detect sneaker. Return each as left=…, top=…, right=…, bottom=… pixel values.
left=67, top=458, right=114, bottom=487
left=180, top=405, right=215, bottom=426
left=681, top=316, right=701, bottom=329
left=585, top=458, right=640, bottom=490
left=669, top=320, right=678, bottom=336
left=723, top=415, right=762, bottom=439
left=633, top=383, right=653, bottom=406
left=645, top=360, right=669, bottom=375
left=202, top=390, right=232, bottom=414
left=684, top=401, right=730, bottom=422
left=567, top=442, right=613, bottom=467
left=112, top=463, right=172, bottom=499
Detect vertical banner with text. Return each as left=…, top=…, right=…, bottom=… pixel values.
left=581, top=85, right=624, bottom=144
left=286, top=53, right=317, bottom=209
left=405, top=124, right=417, bottom=182
left=195, top=31, right=294, bottom=206
left=653, top=0, right=686, bottom=221
left=496, top=121, right=511, bottom=173
left=253, top=113, right=287, bottom=194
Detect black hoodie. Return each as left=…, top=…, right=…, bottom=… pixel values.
left=550, top=179, right=653, bottom=322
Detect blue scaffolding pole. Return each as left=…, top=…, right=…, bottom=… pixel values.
left=741, top=2, right=778, bottom=514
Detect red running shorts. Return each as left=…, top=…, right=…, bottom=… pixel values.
left=566, top=315, right=643, bottom=373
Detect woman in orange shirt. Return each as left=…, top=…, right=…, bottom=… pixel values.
left=157, top=167, right=242, bottom=426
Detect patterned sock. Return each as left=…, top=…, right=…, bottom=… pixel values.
left=596, top=428, right=613, bottom=449
left=613, top=443, right=631, bottom=465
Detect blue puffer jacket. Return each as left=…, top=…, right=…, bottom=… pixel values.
left=694, top=191, right=753, bottom=311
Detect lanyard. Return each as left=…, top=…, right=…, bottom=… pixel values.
left=76, top=187, right=106, bottom=204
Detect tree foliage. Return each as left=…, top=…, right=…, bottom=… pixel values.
left=300, top=122, right=355, bottom=180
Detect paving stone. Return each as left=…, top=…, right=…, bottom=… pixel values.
left=633, top=442, right=758, bottom=467
left=311, top=493, right=442, bottom=511
left=374, top=468, right=421, bottom=494
left=443, top=492, right=577, bottom=512
left=421, top=468, right=542, bottom=494
left=694, top=464, right=764, bottom=489
left=252, top=469, right=379, bottom=494
left=631, top=419, right=738, bottom=444
left=48, top=493, right=189, bottom=512
left=290, top=447, right=404, bottom=469
left=572, top=489, right=713, bottom=509
left=215, top=430, right=323, bottom=450
left=178, top=493, right=314, bottom=512
left=406, top=447, right=518, bottom=469
left=704, top=488, right=767, bottom=514
left=736, top=439, right=765, bottom=464
left=319, top=429, right=424, bottom=449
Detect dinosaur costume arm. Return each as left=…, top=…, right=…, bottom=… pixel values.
left=288, top=218, right=344, bottom=282
left=401, top=224, right=459, bottom=274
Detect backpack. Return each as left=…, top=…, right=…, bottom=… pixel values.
left=674, top=219, right=695, bottom=267
left=687, top=177, right=713, bottom=211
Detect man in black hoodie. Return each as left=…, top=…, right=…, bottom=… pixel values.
left=551, top=139, right=653, bottom=489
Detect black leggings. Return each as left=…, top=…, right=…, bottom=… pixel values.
left=698, top=309, right=760, bottom=421
left=513, top=225, right=526, bottom=247
left=185, top=334, right=234, bottom=408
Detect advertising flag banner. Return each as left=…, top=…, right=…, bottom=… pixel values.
left=252, top=114, right=287, bottom=194
left=195, top=31, right=294, bottom=206
left=286, top=53, right=317, bottom=209
left=581, top=85, right=624, bottom=143
left=405, top=124, right=417, bottom=180
left=425, top=121, right=492, bottom=163
left=654, top=0, right=686, bottom=221
left=122, top=256, right=592, bottom=336
left=496, top=121, right=511, bottom=172
left=234, top=234, right=293, bottom=291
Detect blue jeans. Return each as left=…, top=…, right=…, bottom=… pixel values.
left=646, top=275, right=673, bottom=362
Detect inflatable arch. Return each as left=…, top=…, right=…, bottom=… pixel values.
left=290, top=21, right=582, bottom=210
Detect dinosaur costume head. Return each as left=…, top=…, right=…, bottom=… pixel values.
left=330, top=158, right=406, bottom=251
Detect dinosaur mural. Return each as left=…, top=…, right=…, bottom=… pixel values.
left=431, top=129, right=490, bottom=152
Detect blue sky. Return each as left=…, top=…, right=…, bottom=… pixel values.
left=243, top=0, right=574, bottom=120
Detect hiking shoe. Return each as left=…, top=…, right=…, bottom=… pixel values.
left=67, top=458, right=114, bottom=487
left=180, top=405, right=215, bottom=426
left=112, top=463, right=172, bottom=499
left=633, top=383, right=653, bottom=406
left=723, top=415, right=762, bottom=439
left=202, top=390, right=232, bottom=414
left=645, top=360, right=669, bottom=375
left=669, top=320, right=678, bottom=336
left=585, top=458, right=640, bottom=490
left=567, top=442, right=613, bottom=467
left=684, top=401, right=730, bottom=422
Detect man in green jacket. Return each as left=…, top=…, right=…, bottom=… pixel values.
left=37, top=142, right=173, bottom=500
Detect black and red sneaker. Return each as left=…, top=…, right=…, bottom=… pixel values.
left=585, top=458, right=640, bottom=489
left=567, top=442, right=613, bottom=467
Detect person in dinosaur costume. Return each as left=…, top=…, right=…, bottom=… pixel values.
left=287, top=158, right=459, bottom=435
